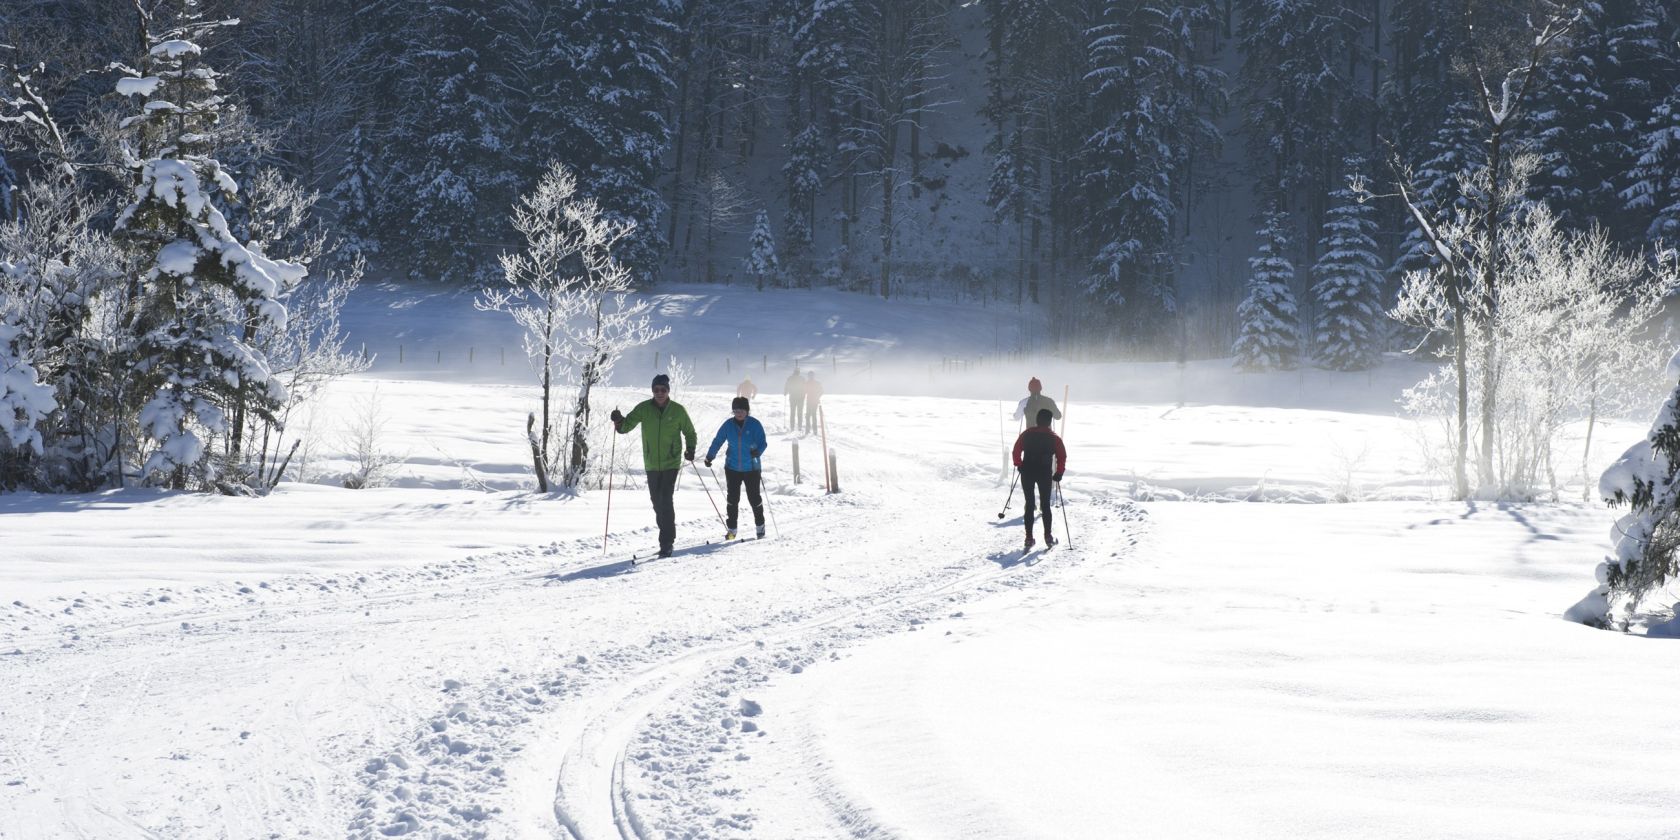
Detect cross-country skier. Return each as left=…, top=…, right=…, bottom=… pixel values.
left=704, top=396, right=769, bottom=540
left=784, top=367, right=807, bottom=432
left=610, top=374, right=698, bottom=558
left=1013, top=377, right=1062, bottom=425
left=737, top=376, right=758, bottom=399
left=803, top=370, right=824, bottom=432
left=1012, top=407, right=1067, bottom=550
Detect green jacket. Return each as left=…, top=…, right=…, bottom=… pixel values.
left=617, top=398, right=698, bottom=471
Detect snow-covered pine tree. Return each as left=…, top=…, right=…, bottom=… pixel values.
left=1623, top=89, right=1680, bottom=243
left=1237, top=0, right=1371, bottom=239
left=1529, top=0, right=1680, bottom=238
left=384, top=1, right=517, bottom=284
left=551, top=0, right=679, bottom=281
left=1389, top=100, right=1485, bottom=286
left=746, top=209, right=779, bottom=291
left=987, top=128, right=1036, bottom=306
left=1571, top=345, right=1680, bottom=629
left=477, top=162, right=669, bottom=492
left=1312, top=161, right=1384, bottom=371
left=1233, top=212, right=1301, bottom=371
left=782, top=122, right=824, bottom=265
left=0, top=315, right=55, bottom=486
left=112, top=1, right=304, bottom=488
left=328, top=123, right=378, bottom=262
left=1082, top=0, right=1224, bottom=349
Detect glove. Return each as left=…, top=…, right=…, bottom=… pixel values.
left=704, top=458, right=713, bottom=468
left=1053, top=471, right=1063, bottom=482
left=749, top=448, right=760, bottom=458
left=684, top=450, right=695, bottom=462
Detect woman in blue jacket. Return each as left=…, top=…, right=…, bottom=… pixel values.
left=704, top=396, right=769, bottom=539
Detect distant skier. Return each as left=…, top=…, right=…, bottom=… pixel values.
left=704, top=397, right=769, bottom=540
left=803, top=370, right=824, bottom=432
left=784, top=366, right=807, bottom=432
left=1012, top=407, right=1067, bottom=551
left=737, top=376, right=758, bottom=400
left=610, top=374, right=698, bottom=558
left=1013, top=377, right=1062, bottom=426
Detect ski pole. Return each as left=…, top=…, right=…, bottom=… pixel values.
left=996, top=470, right=1018, bottom=520
left=1058, top=481, right=1073, bottom=549
left=603, top=430, right=616, bottom=557
left=689, top=458, right=726, bottom=526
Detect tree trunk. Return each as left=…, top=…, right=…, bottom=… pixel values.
left=1478, top=129, right=1503, bottom=490
left=1452, top=287, right=1470, bottom=500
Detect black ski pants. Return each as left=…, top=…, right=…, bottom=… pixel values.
left=1021, top=469, right=1054, bottom=537
left=724, top=467, right=765, bottom=531
left=646, top=468, right=678, bottom=551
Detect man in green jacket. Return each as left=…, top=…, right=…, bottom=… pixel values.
left=611, top=374, right=698, bottom=558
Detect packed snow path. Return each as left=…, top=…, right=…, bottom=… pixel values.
left=0, top=398, right=1131, bottom=839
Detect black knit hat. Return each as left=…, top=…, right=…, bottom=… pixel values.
left=732, top=396, right=750, bottom=411
left=1036, top=408, right=1054, bottom=427
left=651, top=373, right=670, bottom=390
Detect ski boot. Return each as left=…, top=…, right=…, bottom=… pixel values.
left=756, top=524, right=766, bottom=539
left=1024, top=535, right=1036, bottom=551
left=725, top=528, right=737, bottom=541
left=1045, top=533, right=1058, bottom=549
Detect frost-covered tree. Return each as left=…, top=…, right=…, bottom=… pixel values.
left=1232, top=212, right=1300, bottom=371
left=1312, top=163, right=1384, bottom=371
left=746, top=209, right=779, bottom=291
left=477, top=162, right=669, bottom=492
left=686, top=169, right=749, bottom=283
left=111, top=1, right=304, bottom=488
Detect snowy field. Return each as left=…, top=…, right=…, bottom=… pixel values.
left=3, top=283, right=1676, bottom=839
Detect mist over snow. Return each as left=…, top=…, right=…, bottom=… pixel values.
left=6, top=281, right=1680, bottom=839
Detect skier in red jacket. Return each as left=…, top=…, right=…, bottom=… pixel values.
left=1011, top=407, right=1067, bottom=550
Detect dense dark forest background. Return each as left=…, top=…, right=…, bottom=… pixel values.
left=2, top=0, right=1677, bottom=359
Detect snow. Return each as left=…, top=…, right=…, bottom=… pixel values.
left=115, top=76, right=162, bottom=97
left=2, top=282, right=1675, bottom=838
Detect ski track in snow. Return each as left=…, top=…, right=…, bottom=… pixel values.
left=0, top=415, right=1142, bottom=839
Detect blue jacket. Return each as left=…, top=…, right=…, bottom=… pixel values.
left=706, top=416, right=768, bottom=472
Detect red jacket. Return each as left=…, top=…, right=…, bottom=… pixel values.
left=1012, top=426, right=1066, bottom=476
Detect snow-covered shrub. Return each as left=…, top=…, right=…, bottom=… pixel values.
left=339, top=390, right=402, bottom=489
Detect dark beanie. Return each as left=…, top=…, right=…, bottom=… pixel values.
left=732, top=396, right=750, bottom=411
left=1036, top=408, right=1054, bottom=427
left=652, top=373, right=670, bottom=389
left=1028, top=377, right=1042, bottom=392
